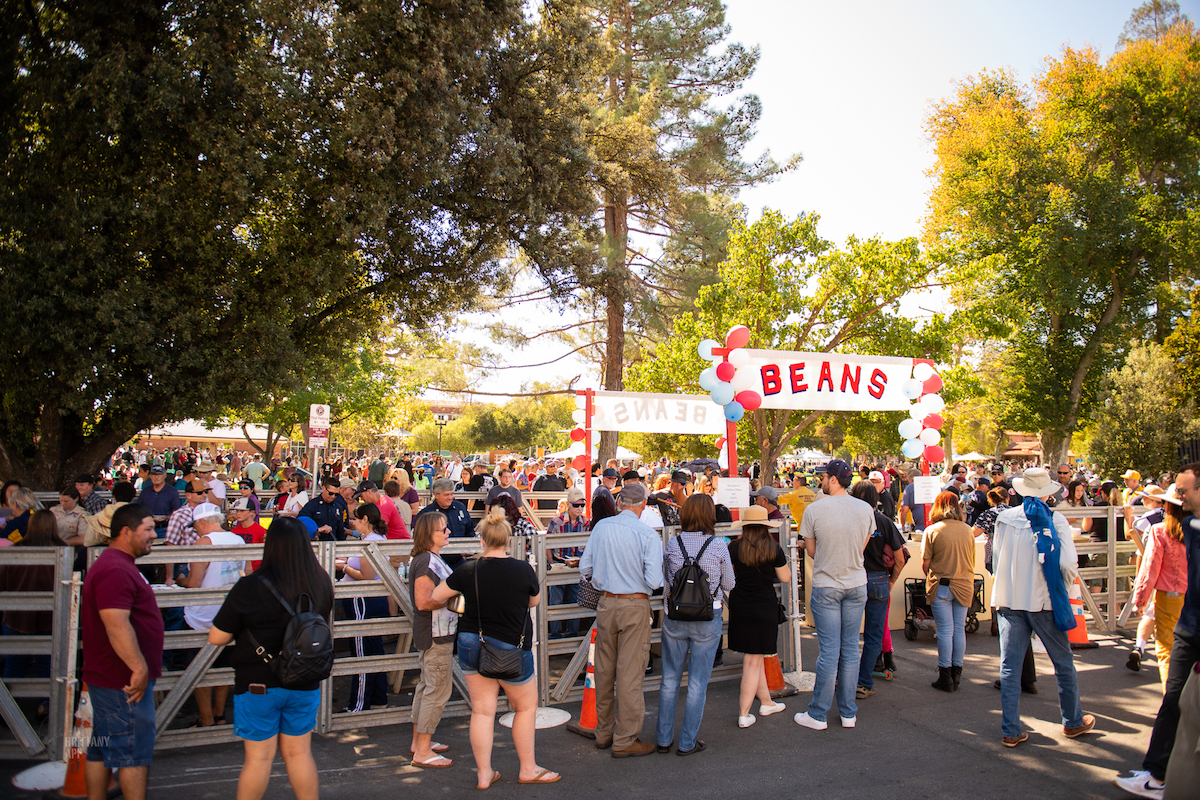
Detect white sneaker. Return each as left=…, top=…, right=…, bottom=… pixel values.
left=1113, top=771, right=1164, bottom=799
left=840, top=715, right=856, bottom=728
left=759, top=702, right=786, bottom=717
left=793, top=711, right=828, bottom=731
left=738, top=714, right=756, bottom=728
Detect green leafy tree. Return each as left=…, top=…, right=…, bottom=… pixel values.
left=1165, top=287, right=1200, bottom=400
left=1087, top=342, right=1199, bottom=477
left=925, top=25, right=1200, bottom=465
left=0, top=0, right=596, bottom=488
left=627, top=210, right=951, bottom=486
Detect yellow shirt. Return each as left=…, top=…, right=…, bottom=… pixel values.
left=779, top=486, right=816, bottom=527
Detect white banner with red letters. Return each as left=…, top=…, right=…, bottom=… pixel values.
left=723, top=350, right=920, bottom=412
left=588, top=391, right=726, bottom=435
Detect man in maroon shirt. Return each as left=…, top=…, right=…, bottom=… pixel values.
left=82, top=503, right=163, bottom=800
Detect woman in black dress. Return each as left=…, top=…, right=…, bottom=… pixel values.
left=728, top=506, right=792, bottom=728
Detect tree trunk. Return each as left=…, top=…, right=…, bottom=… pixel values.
left=1040, top=429, right=1070, bottom=467
left=941, top=418, right=955, bottom=470
left=599, top=185, right=628, bottom=465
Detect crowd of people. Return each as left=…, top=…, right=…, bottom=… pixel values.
left=1, top=449, right=1198, bottom=799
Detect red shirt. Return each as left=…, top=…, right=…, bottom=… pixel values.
left=374, top=499, right=410, bottom=539
left=82, top=548, right=164, bottom=690
left=233, top=521, right=268, bottom=571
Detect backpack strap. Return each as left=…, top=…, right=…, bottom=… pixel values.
left=241, top=574, right=297, bottom=666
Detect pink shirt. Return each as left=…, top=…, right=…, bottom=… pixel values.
left=1132, top=521, right=1188, bottom=609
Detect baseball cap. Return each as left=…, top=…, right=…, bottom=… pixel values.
left=355, top=480, right=377, bottom=497
left=149, top=465, right=165, bottom=475
left=230, top=497, right=253, bottom=511
left=602, top=468, right=620, bottom=478
left=238, top=479, right=255, bottom=488
left=566, top=487, right=586, bottom=503
left=813, top=464, right=828, bottom=475
left=868, top=470, right=884, bottom=481
left=1121, top=470, right=1141, bottom=481
left=825, top=459, right=853, bottom=484
left=977, top=476, right=992, bottom=487
left=622, top=470, right=641, bottom=482
left=991, top=464, right=1004, bottom=473
left=196, top=461, right=216, bottom=473
left=670, top=470, right=691, bottom=484
left=339, top=476, right=356, bottom=489
left=751, top=486, right=779, bottom=503
left=74, top=474, right=96, bottom=484
left=186, top=480, right=209, bottom=494
left=191, top=502, right=222, bottom=520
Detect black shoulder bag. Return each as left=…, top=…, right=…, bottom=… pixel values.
left=473, top=559, right=525, bottom=681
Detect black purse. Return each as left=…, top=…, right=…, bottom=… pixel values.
left=473, top=559, right=525, bottom=681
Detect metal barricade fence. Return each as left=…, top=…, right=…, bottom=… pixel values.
left=1057, top=504, right=1144, bottom=632
left=1, top=515, right=805, bottom=758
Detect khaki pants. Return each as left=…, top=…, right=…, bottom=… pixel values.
left=1165, top=667, right=1200, bottom=800
left=411, top=641, right=453, bottom=735
left=593, top=596, right=651, bottom=749
left=1154, top=592, right=1185, bottom=688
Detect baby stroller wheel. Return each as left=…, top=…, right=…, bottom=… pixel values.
left=965, top=615, right=979, bottom=634
left=904, top=620, right=917, bottom=640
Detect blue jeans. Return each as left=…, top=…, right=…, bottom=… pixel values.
left=808, top=584, right=867, bottom=722
left=997, top=609, right=1083, bottom=738
left=548, top=583, right=579, bottom=638
left=655, top=615, right=723, bottom=751
left=87, top=681, right=157, bottom=769
left=857, top=574, right=890, bottom=689
left=932, top=584, right=967, bottom=668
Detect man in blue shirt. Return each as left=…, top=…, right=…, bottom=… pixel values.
left=417, top=478, right=476, bottom=566
left=299, top=477, right=347, bottom=541
left=579, top=481, right=663, bottom=758
left=1115, top=462, right=1200, bottom=799
left=138, top=466, right=181, bottom=536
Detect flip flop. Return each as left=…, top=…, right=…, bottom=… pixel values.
left=214, top=716, right=228, bottom=726
left=411, top=755, right=453, bottom=769
left=518, top=769, right=561, bottom=785
left=410, top=742, right=450, bottom=754
left=477, top=771, right=501, bottom=790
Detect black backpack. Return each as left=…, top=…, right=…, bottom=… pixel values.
left=667, top=536, right=716, bottom=622
left=245, top=575, right=334, bottom=689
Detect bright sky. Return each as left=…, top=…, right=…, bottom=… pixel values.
left=449, top=0, right=1199, bottom=399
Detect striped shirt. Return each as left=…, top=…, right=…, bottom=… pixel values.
left=663, top=531, right=735, bottom=604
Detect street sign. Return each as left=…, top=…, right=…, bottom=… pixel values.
left=309, top=404, right=330, bottom=428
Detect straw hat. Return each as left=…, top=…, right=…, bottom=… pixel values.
left=1011, top=467, right=1061, bottom=498
left=730, top=505, right=782, bottom=529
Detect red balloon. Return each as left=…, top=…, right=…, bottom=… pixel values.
left=924, top=444, right=945, bottom=463
left=715, top=437, right=727, bottom=449
left=923, top=413, right=944, bottom=430
left=569, top=428, right=585, bottom=442
left=735, top=390, right=762, bottom=411
left=572, top=454, right=590, bottom=471
left=715, top=361, right=736, bottom=382
left=923, top=375, right=944, bottom=394
left=725, top=325, right=751, bottom=350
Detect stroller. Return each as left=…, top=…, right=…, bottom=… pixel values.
left=903, top=575, right=985, bottom=640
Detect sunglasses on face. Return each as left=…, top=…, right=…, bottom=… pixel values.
left=571, top=501, right=586, bottom=507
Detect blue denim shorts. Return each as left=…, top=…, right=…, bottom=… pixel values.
left=233, top=688, right=320, bottom=741
left=87, top=682, right=157, bottom=769
left=456, top=632, right=535, bottom=685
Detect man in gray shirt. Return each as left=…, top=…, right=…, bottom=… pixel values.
left=794, top=459, right=874, bottom=732
left=579, top=481, right=663, bottom=758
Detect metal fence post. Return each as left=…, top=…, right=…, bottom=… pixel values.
left=532, top=531, right=549, bottom=705
left=316, top=540, right=337, bottom=735
left=50, top=546, right=79, bottom=760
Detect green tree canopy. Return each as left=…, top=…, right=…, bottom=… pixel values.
left=925, top=24, right=1200, bottom=464
left=0, top=0, right=597, bottom=488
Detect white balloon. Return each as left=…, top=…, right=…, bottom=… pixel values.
left=902, top=379, right=923, bottom=400
left=898, top=418, right=922, bottom=439
left=571, top=409, right=586, bottom=424
left=568, top=441, right=585, bottom=456
left=698, top=338, right=721, bottom=362
left=711, top=384, right=735, bottom=406
left=729, top=367, right=759, bottom=394
left=912, top=362, right=935, bottom=382
left=901, top=439, right=924, bottom=459
left=919, top=427, right=941, bottom=446
left=698, top=367, right=720, bottom=391
left=909, top=403, right=925, bottom=421
left=727, top=349, right=751, bottom=369
left=574, top=394, right=587, bottom=409
left=922, top=393, right=946, bottom=413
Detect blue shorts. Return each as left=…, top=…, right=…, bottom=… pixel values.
left=233, top=688, right=320, bottom=741
left=456, top=632, right=535, bottom=685
left=87, top=682, right=156, bottom=769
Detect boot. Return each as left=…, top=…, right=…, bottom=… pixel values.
left=950, top=665, right=962, bottom=692
left=883, top=651, right=897, bottom=673
left=874, top=653, right=885, bottom=673
left=931, top=666, right=954, bottom=692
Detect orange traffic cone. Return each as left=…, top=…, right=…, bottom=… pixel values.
left=765, top=654, right=798, bottom=698
left=1068, top=577, right=1098, bottom=650
left=566, top=628, right=598, bottom=738
left=59, top=683, right=92, bottom=798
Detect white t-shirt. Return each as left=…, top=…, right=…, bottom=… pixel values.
left=208, top=477, right=227, bottom=500
left=798, top=493, right=875, bottom=590
left=184, top=531, right=246, bottom=630
left=283, top=491, right=308, bottom=515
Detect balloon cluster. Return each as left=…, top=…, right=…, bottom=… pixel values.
left=566, top=398, right=593, bottom=471
left=897, top=362, right=945, bottom=462
left=698, top=325, right=762, bottom=422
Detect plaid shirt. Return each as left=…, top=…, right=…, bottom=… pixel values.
left=547, top=511, right=588, bottom=561
left=663, top=531, right=735, bottom=604
left=165, top=503, right=199, bottom=546
left=81, top=491, right=108, bottom=516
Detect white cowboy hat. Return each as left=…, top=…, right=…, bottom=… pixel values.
left=730, top=505, right=782, bottom=529
left=1012, top=467, right=1062, bottom=498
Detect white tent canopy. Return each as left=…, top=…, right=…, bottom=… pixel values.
left=781, top=449, right=831, bottom=462
left=140, top=420, right=286, bottom=446
left=378, top=428, right=412, bottom=438
left=545, top=445, right=642, bottom=461
left=956, top=451, right=992, bottom=461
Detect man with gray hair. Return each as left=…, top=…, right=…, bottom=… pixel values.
left=178, top=503, right=244, bottom=727
left=579, top=480, right=663, bottom=757
left=417, top=477, right=476, bottom=566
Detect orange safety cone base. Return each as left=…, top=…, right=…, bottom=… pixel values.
left=567, top=629, right=598, bottom=738
left=765, top=653, right=800, bottom=698
left=1067, top=577, right=1099, bottom=649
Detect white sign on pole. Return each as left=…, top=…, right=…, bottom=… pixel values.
left=588, top=391, right=725, bottom=435
left=308, top=404, right=330, bottom=428
left=911, top=476, right=941, bottom=505
left=722, top=350, right=922, bottom=413
left=716, top=477, right=751, bottom=510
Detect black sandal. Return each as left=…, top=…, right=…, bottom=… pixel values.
left=676, top=740, right=706, bottom=756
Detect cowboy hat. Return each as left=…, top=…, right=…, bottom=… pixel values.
left=1012, top=467, right=1062, bottom=498
left=730, top=505, right=782, bottom=529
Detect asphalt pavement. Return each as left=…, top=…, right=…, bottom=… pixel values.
left=3, top=627, right=1171, bottom=800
